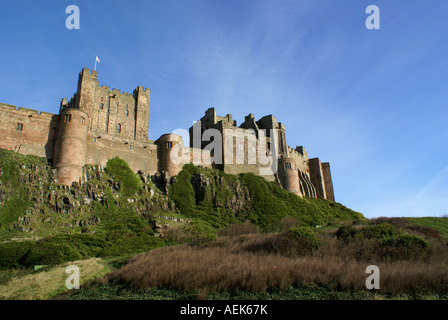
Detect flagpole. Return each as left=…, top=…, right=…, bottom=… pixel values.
left=94, top=58, right=97, bottom=71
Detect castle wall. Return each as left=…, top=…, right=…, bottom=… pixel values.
left=0, top=103, right=58, bottom=159
left=85, top=134, right=158, bottom=176
left=189, top=147, right=212, bottom=169
left=287, top=146, right=310, bottom=174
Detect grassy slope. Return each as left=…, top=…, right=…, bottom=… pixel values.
left=407, top=217, right=448, bottom=238
left=169, top=163, right=365, bottom=232
left=0, top=258, right=110, bottom=300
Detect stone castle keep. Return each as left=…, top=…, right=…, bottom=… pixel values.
left=0, top=68, right=334, bottom=201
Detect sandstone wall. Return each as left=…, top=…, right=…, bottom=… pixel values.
left=0, top=103, right=58, bottom=159
left=85, top=134, right=158, bottom=176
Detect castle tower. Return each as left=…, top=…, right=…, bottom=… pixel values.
left=134, top=86, right=150, bottom=141
left=321, top=162, right=335, bottom=201
left=53, top=108, right=88, bottom=186
left=155, top=133, right=184, bottom=177
left=76, top=68, right=98, bottom=115
left=309, top=157, right=327, bottom=200
left=278, top=157, right=301, bottom=196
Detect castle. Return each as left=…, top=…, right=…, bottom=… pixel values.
left=0, top=68, right=334, bottom=201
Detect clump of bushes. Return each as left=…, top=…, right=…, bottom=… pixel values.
left=359, top=223, right=402, bottom=240
left=335, top=224, right=357, bottom=243
left=0, top=230, right=166, bottom=270
left=104, top=157, right=141, bottom=198
left=335, top=222, right=431, bottom=261
left=287, top=226, right=321, bottom=250
left=0, top=241, right=35, bottom=269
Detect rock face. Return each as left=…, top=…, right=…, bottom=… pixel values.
left=190, top=172, right=251, bottom=214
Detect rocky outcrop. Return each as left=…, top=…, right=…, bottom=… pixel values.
left=190, top=171, right=251, bottom=215
left=0, top=151, right=176, bottom=235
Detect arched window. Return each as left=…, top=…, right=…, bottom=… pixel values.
left=125, top=105, right=129, bottom=117
left=116, top=123, right=121, bottom=133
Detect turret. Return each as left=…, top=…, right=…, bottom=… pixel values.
left=53, top=108, right=88, bottom=186
left=155, top=133, right=184, bottom=177
left=278, top=157, right=301, bottom=196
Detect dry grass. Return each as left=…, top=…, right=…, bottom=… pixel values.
left=104, top=229, right=448, bottom=297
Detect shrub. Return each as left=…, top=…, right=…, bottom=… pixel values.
left=104, top=157, right=141, bottom=198
left=168, top=164, right=197, bottom=216
left=101, top=232, right=164, bottom=257
left=335, top=224, right=357, bottom=242
left=358, top=223, right=401, bottom=240
left=377, top=233, right=431, bottom=261
left=287, top=226, right=321, bottom=250
left=23, top=240, right=82, bottom=267
left=380, top=233, right=428, bottom=249
left=0, top=241, right=35, bottom=270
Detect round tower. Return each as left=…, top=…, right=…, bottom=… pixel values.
left=53, top=108, right=88, bottom=186
left=278, top=157, right=302, bottom=196
left=155, top=133, right=185, bottom=177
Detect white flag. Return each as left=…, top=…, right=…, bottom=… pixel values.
left=96, top=56, right=100, bottom=63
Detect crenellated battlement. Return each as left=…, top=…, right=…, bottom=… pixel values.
left=0, top=102, right=56, bottom=118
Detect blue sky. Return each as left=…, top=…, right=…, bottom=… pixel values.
left=0, top=0, right=447, bottom=218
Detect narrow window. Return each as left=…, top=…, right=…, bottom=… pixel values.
left=125, top=105, right=129, bottom=117
left=116, top=123, right=121, bottom=133
left=16, top=123, right=23, bottom=131
left=167, top=142, right=173, bottom=148
left=80, top=117, right=85, bottom=125
left=99, top=97, right=104, bottom=109
left=64, top=114, right=71, bottom=123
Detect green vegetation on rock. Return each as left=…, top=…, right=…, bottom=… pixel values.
left=104, top=157, right=141, bottom=198
left=169, top=163, right=364, bottom=232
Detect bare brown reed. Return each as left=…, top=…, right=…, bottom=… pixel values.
left=105, top=229, right=448, bottom=296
